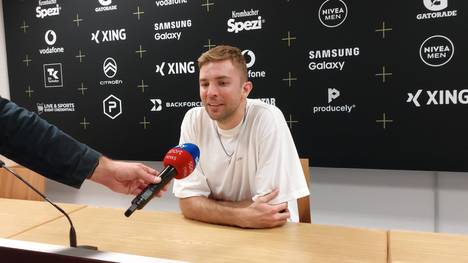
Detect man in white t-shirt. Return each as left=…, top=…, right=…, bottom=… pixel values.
left=173, top=45, right=310, bottom=228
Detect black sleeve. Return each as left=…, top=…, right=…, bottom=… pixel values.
left=0, top=98, right=102, bottom=188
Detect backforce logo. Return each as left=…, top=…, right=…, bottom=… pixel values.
left=308, top=47, right=360, bottom=71
left=318, top=0, right=348, bottom=28
left=95, top=0, right=117, bottom=12
left=36, top=0, right=61, bottom=19
left=227, top=9, right=265, bottom=34
left=155, top=0, right=188, bottom=7
left=39, top=30, right=64, bottom=55
left=150, top=99, right=202, bottom=112
left=101, top=57, right=123, bottom=85
left=313, top=88, right=356, bottom=114
left=154, top=19, right=192, bottom=40
left=241, top=50, right=266, bottom=78
left=417, top=0, right=457, bottom=20
left=419, top=35, right=454, bottom=67
left=43, top=63, right=63, bottom=88
left=155, top=61, right=195, bottom=76
left=37, top=102, right=75, bottom=114
left=91, top=29, right=126, bottom=44
left=407, top=89, right=468, bottom=107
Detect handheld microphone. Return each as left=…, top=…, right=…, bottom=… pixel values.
left=0, top=160, right=96, bottom=250
left=125, top=143, right=200, bottom=217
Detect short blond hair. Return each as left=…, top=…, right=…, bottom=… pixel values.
left=197, top=45, right=248, bottom=81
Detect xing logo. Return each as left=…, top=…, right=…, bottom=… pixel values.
left=407, top=89, right=468, bottom=107
left=103, top=95, right=122, bottom=119
left=155, top=61, right=195, bottom=76
left=91, top=29, right=126, bottom=44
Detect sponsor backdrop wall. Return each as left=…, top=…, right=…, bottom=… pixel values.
left=3, top=0, right=467, bottom=171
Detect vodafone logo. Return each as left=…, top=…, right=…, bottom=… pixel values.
left=45, top=30, right=56, bottom=45
left=242, top=50, right=256, bottom=68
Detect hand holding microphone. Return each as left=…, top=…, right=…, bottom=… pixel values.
left=125, top=143, right=200, bottom=217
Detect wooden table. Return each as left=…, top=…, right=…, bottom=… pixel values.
left=10, top=204, right=388, bottom=263
left=0, top=198, right=86, bottom=238
left=389, top=230, right=468, bottom=263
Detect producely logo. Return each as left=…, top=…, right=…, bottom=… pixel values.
left=242, top=50, right=266, bottom=78
left=39, top=30, right=64, bottom=54
left=308, top=47, right=360, bottom=71
left=37, top=102, right=75, bottom=114
left=91, top=28, right=126, bottom=44
left=227, top=9, right=265, bottom=34
left=155, top=61, right=195, bottom=76
left=417, top=0, right=456, bottom=19
left=328, top=88, right=340, bottom=103
left=103, top=95, right=122, bottom=119
left=95, top=0, right=117, bottom=12
left=43, top=63, right=63, bottom=88
left=407, top=89, right=468, bottom=107
left=318, top=0, right=348, bottom=28
left=313, top=88, right=356, bottom=114
left=155, top=0, right=188, bottom=7
left=36, top=0, right=61, bottom=19
left=153, top=19, right=192, bottom=40
left=100, top=57, right=123, bottom=85
left=419, top=35, right=454, bottom=67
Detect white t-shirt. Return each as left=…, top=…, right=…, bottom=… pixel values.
left=173, top=99, right=310, bottom=221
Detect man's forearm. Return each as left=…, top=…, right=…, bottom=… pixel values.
left=179, top=196, right=249, bottom=227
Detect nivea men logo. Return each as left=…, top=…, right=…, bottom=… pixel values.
left=103, top=95, right=122, bottom=119
left=39, top=30, right=64, bottom=54
left=419, top=35, right=454, bottom=67
left=313, top=88, right=356, bottom=114
left=43, top=63, right=63, bottom=88
left=151, top=99, right=162, bottom=112
left=155, top=0, right=188, bottom=7
left=417, top=0, right=456, bottom=20
left=318, top=0, right=348, bottom=28
left=241, top=50, right=266, bottom=78
left=227, top=9, right=265, bottom=34
left=308, top=47, right=360, bottom=71
left=154, top=20, right=192, bottom=40
left=407, top=89, right=468, bottom=107
left=95, top=0, right=117, bottom=12
left=91, top=29, right=126, bottom=44
left=36, top=0, right=61, bottom=19
left=37, top=102, right=75, bottom=114
left=155, top=61, right=195, bottom=76
left=100, top=58, right=122, bottom=85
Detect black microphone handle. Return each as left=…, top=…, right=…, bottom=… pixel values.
left=125, top=165, right=176, bottom=217
left=0, top=160, right=90, bottom=248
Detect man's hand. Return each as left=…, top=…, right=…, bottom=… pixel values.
left=89, top=156, right=168, bottom=196
left=239, top=189, right=290, bottom=228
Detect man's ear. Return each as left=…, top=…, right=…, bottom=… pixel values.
left=242, top=81, right=253, bottom=98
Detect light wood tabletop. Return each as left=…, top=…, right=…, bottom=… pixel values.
left=389, top=230, right=468, bottom=263
left=10, top=205, right=388, bottom=263
left=0, top=198, right=86, bottom=238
